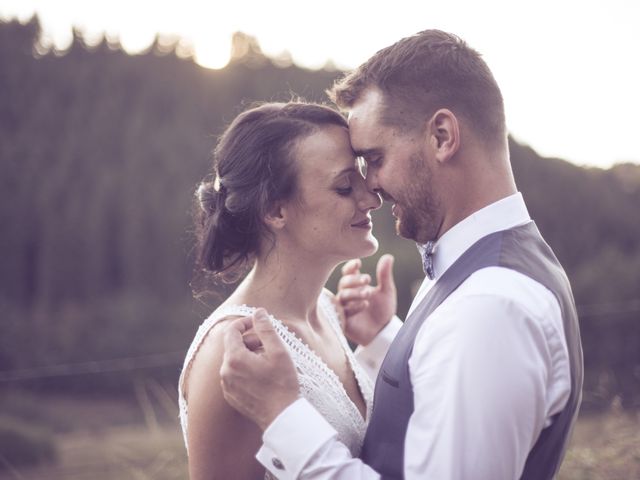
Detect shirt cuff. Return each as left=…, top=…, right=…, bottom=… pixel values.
left=354, top=315, right=402, bottom=382
left=256, top=398, right=338, bottom=479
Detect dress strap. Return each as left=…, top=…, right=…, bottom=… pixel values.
left=179, top=305, right=255, bottom=394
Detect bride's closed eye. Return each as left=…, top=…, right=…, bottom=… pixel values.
left=336, top=185, right=353, bottom=196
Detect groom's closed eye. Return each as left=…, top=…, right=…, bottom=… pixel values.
left=354, top=148, right=383, bottom=168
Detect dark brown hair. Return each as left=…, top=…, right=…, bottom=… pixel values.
left=328, top=29, right=506, bottom=146
left=194, top=101, right=347, bottom=283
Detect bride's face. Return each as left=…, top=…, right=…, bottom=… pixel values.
left=281, top=124, right=382, bottom=262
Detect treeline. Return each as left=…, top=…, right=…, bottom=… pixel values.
left=0, top=17, right=639, bottom=410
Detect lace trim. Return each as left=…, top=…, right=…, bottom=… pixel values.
left=318, top=295, right=374, bottom=420
left=178, top=291, right=373, bottom=459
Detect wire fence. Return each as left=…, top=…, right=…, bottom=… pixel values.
left=0, top=299, right=638, bottom=383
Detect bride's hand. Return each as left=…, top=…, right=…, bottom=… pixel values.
left=336, top=254, right=397, bottom=346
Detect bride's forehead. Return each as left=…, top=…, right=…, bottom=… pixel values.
left=296, top=151, right=356, bottom=179
left=299, top=126, right=349, bottom=150
left=295, top=131, right=356, bottom=173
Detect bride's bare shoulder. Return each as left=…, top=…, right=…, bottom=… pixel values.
left=184, top=310, right=265, bottom=478
left=182, top=313, right=245, bottom=397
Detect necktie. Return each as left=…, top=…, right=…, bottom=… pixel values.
left=420, top=240, right=436, bottom=280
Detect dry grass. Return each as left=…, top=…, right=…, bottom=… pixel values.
left=0, top=425, right=188, bottom=480
left=0, top=383, right=189, bottom=480
left=1, top=391, right=638, bottom=480
left=559, top=410, right=640, bottom=480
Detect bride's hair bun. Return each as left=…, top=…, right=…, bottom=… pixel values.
left=193, top=101, right=347, bottom=283
left=195, top=179, right=224, bottom=214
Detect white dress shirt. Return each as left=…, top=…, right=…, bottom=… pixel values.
left=256, top=193, right=571, bottom=480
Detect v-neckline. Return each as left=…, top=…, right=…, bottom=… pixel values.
left=216, top=300, right=369, bottom=423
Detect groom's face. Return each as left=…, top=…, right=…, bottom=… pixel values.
left=348, top=88, right=442, bottom=244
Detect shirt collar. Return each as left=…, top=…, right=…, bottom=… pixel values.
left=419, top=192, right=531, bottom=280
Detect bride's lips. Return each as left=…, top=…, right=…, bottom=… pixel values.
left=351, top=218, right=372, bottom=229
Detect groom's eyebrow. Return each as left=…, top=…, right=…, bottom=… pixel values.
left=353, top=147, right=382, bottom=158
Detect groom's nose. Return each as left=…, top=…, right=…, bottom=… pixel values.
left=364, top=167, right=380, bottom=191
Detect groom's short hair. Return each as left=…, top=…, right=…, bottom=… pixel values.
left=328, top=29, right=506, bottom=147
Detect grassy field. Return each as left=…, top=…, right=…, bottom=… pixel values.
left=558, top=409, right=640, bottom=480
left=0, top=389, right=638, bottom=479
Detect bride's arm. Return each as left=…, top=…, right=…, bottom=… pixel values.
left=184, top=319, right=265, bottom=480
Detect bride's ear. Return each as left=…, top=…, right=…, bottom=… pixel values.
left=264, top=202, right=287, bottom=230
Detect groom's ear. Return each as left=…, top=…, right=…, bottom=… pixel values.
left=264, top=202, right=287, bottom=230
left=426, top=109, right=460, bottom=164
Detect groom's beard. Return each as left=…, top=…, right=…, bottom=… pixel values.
left=395, top=153, right=441, bottom=244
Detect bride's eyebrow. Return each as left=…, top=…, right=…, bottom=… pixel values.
left=332, top=166, right=357, bottom=180
left=330, top=166, right=358, bottom=185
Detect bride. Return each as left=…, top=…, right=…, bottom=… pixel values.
left=178, top=101, right=388, bottom=479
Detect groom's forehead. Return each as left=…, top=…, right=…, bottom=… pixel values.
left=347, top=111, right=380, bottom=152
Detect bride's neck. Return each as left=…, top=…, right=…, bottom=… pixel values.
left=233, top=249, right=335, bottom=325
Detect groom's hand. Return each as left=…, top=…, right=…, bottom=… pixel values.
left=337, top=254, right=397, bottom=346
left=220, top=308, right=300, bottom=431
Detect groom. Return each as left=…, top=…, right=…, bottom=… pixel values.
left=220, top=30, right=583, bottom=479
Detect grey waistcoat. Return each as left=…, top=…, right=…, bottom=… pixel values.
left=360, top=222, right=583, bottom=480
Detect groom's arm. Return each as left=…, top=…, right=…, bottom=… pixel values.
left=256, top=399, right=381, bottom=479
left=221, top=310, right=382, bottom=480
left=220, top=309, right=380, bottom=479
left=403, top=269, right=571, bottom=479
left=255, top=315, right=402, bottom=479
left=258, top=269, right=569, bottom=480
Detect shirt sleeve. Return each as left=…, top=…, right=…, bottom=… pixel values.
left=354, top=315, right=402, bottom=382
left=404, top=270, right=569, bottom=479
left=257, top=398, right=381, bottom=479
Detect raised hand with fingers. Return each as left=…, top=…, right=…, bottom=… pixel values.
left=220, top=308, right=300, bottom=431
left=336, top=254, right=397, bottom=346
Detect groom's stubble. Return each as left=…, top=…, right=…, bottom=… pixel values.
left=394, top=151, right=441, bottom=244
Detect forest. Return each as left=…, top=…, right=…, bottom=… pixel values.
left=0, top=17, right=639, bottom=472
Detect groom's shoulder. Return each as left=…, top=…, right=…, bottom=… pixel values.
left=428, top=267, right=563, bottom=346
left=455, top=266, right=560, bottom=317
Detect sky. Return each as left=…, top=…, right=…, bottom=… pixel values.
left=1, top=0, right=639, bottom=169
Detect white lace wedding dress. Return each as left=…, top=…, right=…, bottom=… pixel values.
left=178, top=290, right=373, bottom=478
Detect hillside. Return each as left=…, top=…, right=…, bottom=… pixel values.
left=1, top=17, right=638, bottom=409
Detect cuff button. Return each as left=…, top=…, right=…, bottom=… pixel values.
left=272, top=457, right=285, bottom=470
